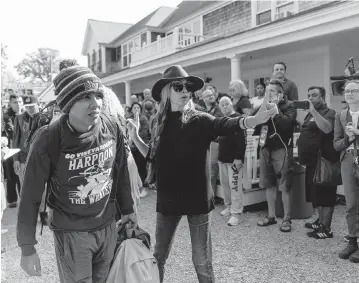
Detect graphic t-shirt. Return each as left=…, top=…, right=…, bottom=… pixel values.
left=48, top=118, right=118, bottom=230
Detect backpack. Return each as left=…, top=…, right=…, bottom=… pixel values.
left=24, top=100, right=57, bottom=149
left=107, top=224, right=160, bottom=283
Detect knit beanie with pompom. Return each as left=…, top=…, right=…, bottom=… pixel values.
left=53, top=59, right=104, bottom=113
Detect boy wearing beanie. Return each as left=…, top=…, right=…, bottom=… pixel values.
left=16, top=62, right=137, bottom=282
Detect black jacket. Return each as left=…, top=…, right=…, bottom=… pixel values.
left=148, top=111, right=246, bottom=216
left=254, top=97, right=297, bottom=150
left=2, top=108, right=17, bottom=143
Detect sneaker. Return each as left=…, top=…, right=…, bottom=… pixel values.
left=227, top=216, right=239, bottom=226
left=344, top=235, right=358, bottom=242
left=304, top=218, right=320, bottom=230
left=220, top=207, right=231, bottom=217
left=307, top=224, right=333, bottom=239
left=140, top=188, right=149, bottom=198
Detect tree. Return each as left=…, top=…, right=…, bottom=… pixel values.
left=1, top=43, right=7, bottom=71
left=14, top=48, right=60, bottom=82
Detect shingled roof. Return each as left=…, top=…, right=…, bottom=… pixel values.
left=82, top=20, right=132, bottom=55
left=110, top=6, right=176, bottom=45
left=162, top=1, right=216, bottom=28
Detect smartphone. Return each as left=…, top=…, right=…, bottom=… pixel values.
left=293, top=100, right=310, bottom=110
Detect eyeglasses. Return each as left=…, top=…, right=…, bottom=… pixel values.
left=170, top=81, right=195, bottom=92
left=344, top=89, right=359, bottom=95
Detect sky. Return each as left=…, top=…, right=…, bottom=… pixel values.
left=1, top=0, right=184, bottom=76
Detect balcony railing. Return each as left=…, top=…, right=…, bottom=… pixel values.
left=131, top=27, right=206, bottom=67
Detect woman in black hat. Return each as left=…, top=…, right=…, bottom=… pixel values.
left=127, top=65, right=276, bottom=283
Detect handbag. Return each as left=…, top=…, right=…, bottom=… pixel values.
left=313, top=131, right=342, bottom=186
left=313, top=150, right=342, bottom=186
left=353, top=140, right=359, bottom=180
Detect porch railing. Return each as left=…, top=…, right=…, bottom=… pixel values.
left=131, top=27, right=206, bottom=67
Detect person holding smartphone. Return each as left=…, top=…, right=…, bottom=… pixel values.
left=334, top=80, right=359, bottom=263
left=256, top=79, right=297, bottom=232
left=297, top=86, right=339, bottom=239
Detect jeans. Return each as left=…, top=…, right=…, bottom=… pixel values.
left=218, top=162, right=244, bottom=215
left=341, top=153, right=359, bottom=237
left=3, top=158, right=20, bottom=204
left=153, top=212, right=215, bottom=283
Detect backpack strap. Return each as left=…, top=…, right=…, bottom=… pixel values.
left=39, top=117, right=63, bottom=235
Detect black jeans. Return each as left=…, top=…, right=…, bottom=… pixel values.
left=3, top=159, right=20, bottom=203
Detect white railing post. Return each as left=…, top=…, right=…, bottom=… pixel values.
left=173, top=27, right=179, bottom=48
left=157, top=35, right=161, bottom=53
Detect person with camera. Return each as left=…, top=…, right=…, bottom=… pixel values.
left=334, top=79, right=359, bottom=263
left=297, top=87, right=339, bottom=239
left=256, top=79, right=297, bottom=232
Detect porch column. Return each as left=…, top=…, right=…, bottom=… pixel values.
left=228, top=54, right=244, bottom=81
left=125, top=81, right=131, bottom=106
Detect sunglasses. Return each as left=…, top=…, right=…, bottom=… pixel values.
left=170, top=81, right=196, bottom=92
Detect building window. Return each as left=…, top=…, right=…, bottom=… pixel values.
left=122, top=44, right=128, bottom=68
left=256, top=0, right=272, bottom=25
left=177, top=17, right=203, bottom=46
left=275, top=0, right=295, bottom=18
left=140, top=32, right=147, bottom=47
left=253, top=0, right=298, bottom=26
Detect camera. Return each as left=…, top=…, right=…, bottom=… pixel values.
left=293, top=100, right=310, bottom=110
left=331, top=57, right=359, bottom=96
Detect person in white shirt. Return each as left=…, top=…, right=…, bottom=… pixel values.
left=250, top=82, right=266, bottom=113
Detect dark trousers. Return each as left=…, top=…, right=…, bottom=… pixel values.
left=131, top=149, right=147, bottom=184
left=53, top=221, right=117, bottom=283
left=3, top=159, right=20, bottom=203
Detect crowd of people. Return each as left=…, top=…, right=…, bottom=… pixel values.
left=1, top=58, right=358, bottom=283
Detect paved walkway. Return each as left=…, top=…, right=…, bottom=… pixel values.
left=1, top=192, right=359, bottom=283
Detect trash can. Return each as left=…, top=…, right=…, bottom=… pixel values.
left=275, top=161, right=313, bottom=219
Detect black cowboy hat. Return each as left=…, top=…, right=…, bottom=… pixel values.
left=152, top=65, right=204, bottom=102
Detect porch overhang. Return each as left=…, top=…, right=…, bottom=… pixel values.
left=102, top=1, right=359, bottom=86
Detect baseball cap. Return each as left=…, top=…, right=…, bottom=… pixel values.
left=22, top=95, right=38, bottom=107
